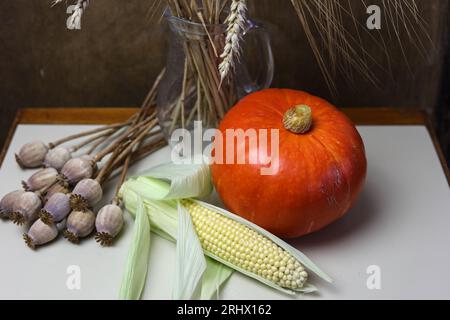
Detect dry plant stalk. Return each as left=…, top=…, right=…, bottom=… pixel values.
left=289, top=0, right=431, bottom=94
left=152, top=0, right=430, bottom=96
left=162, top=0, right=241, bottom=134
left=53, top=0, right=431, bottom=119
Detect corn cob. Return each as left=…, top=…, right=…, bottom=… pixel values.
left=182, top=200, right=308, bottom=291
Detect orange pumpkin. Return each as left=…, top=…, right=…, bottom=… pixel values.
left=211, top=88, right=367, bottom=238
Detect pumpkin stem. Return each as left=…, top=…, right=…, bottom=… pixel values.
left=283, top=105, right=313, bottom=134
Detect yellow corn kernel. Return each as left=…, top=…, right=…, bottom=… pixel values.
left=182, top=200, right=308, bottom=290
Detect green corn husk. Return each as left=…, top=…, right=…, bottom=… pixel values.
left=119, top=196, right=150, bottom=300
left=119, top=162, right=331, bottom=299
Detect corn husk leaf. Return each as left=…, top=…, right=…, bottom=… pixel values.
left=136, top=162, right=212, bottom=200
left=122, top=177, right=171, bottom=201
left=122, top=180, right=178, bottom=240
left=173, top=202, right=207, bottom=299
left=201, top=257, right=234, bottom=300
left=119, top=196, right=151, bottom=300
left=121, top=181, right=231, bottom=299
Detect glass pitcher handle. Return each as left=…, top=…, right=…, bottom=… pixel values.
left=241, top=19, right=274, bottom=92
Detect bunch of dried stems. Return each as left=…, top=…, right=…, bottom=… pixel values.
left=54, top=0, right=429, bottom=112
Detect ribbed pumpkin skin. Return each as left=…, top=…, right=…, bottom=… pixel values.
left=211, top=89, right=367, bottom=238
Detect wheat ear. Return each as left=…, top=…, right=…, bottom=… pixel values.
left=218, top=0, right=247, bottom=83
left=67, top=0, right=90, bottom=30
left=51, top=0, right=64, bottom=7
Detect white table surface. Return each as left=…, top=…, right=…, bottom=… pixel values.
left=0, top=124, right=449, bottom=300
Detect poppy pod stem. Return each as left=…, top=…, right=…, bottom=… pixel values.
left=95, top=119, right=157, bottom=184
left=69, top=128, right=118, bottom=153
left=94, top=141, right=130, bottom=185
left=36, top=178, right=65, bottom=198
left=112, top=156, right=131, bottom=206
left=92, top=115, right=155, bottom=163
left=104, top=137, right=166, bottom=185
left=283, top=105, right=313, bottom=134
left=48, top=121, right=132, bottom=149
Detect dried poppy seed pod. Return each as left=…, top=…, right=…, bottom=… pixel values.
left=69, top=178, right=103, bottom=212
left=23, top=219, right=58, bottom=249
left=39, top=193, right=71, bottom=225
left=44, top=147, right=72, bottom=171
left=95, top=204, right=124, bottom=246
left=15, top=141, right=48, bottom=168
left=81, top=154, right=98, bottom=173
left=22, top=167, right=58, bottom=192
left=64, top=209, right=95, bottom=244
left=56, top=218, right=67, bottom=232
left=60, top=157, right=94, bottom=185
left=44, top=181, right=70, bottom=203
left=0, top=190, right=25, bottom=219
left=10, top=192, right=42, bottom=225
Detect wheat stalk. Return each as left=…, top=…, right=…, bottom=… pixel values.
left=156, top=0, right=237, bottom=132
left=290, top=0, right=430, bottom=94
left=53, top=0, right=430, bottom=92
left=218, top=0, right=247, bottom=83
left=51, top=0, right=430, bottom=126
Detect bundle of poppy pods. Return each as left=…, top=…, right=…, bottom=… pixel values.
left=0, top=78, right=166, bottom=249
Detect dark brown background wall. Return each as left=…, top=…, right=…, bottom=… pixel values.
left=1, top=0, right=449, bottom=158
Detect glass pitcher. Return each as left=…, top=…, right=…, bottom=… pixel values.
left=157, top=10, right=274, bottom=142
